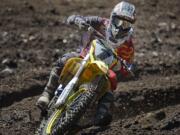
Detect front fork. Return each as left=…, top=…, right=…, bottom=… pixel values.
left=55, top=54, right=90, bottom=108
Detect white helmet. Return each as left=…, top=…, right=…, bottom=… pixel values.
left=106, top=1, right=136, bottom=48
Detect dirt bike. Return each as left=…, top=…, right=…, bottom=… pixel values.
left=36, top=25, right=133, bottom=135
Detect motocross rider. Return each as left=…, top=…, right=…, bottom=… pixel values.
left=37, top=1, right=136, bottom=126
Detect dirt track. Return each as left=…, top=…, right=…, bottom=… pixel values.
left=0, top=0, right=180, bottom=135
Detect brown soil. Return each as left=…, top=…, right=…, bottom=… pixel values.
left=0, top=0, right=180, bottom=135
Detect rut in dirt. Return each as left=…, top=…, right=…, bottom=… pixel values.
left=113, top=85, right=180, bottom=119
left=1, top=76, right=180, bottom=119
left=0, top=84, right=44, bottom=108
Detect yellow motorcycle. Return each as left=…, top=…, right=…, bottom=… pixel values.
left=36, top=26, right=126, bottom=135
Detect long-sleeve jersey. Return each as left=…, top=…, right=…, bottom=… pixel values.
left=67, top=15, right=135, bottom=76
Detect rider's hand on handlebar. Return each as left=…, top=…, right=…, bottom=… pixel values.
left=66, top=15, right=87, bottom=29
left=76, top=19, right=87, bottom=29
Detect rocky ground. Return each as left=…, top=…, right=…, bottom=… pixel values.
left=0, top=0, right=180, bottom=135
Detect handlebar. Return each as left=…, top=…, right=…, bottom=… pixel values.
left=117, top=56, right=135, bottom=77
left=85, top=23, right=106, bottom=40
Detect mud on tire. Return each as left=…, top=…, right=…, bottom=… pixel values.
left=36, top=87, right=95, bottom=135
left=51, top=90, right=95, bottom=135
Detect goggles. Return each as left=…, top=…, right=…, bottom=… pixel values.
left=112, top=16, right=131, bottom=30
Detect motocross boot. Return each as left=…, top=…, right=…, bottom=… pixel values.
left=36, top=68, right=60, bottom=110
left=94, top=91, right=114, bottom=126
left=37, top=52, right=79, bottom=110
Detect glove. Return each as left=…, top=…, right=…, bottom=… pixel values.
left=122, top=60, right=134, bottom=71
left=117, top=58, right=134, bottom=76
left=76, top=19, right=87, bottom=29
left=67, top=15, right=87, bottom=29
left=66, top=15, right=76, bottom=24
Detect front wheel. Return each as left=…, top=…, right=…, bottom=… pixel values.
left=52, top=90, right=95, bottom=135
left=42, top=83, right=96, bottom=135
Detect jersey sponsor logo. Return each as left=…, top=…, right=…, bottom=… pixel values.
left=116, top=44, right=134, bottom=61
